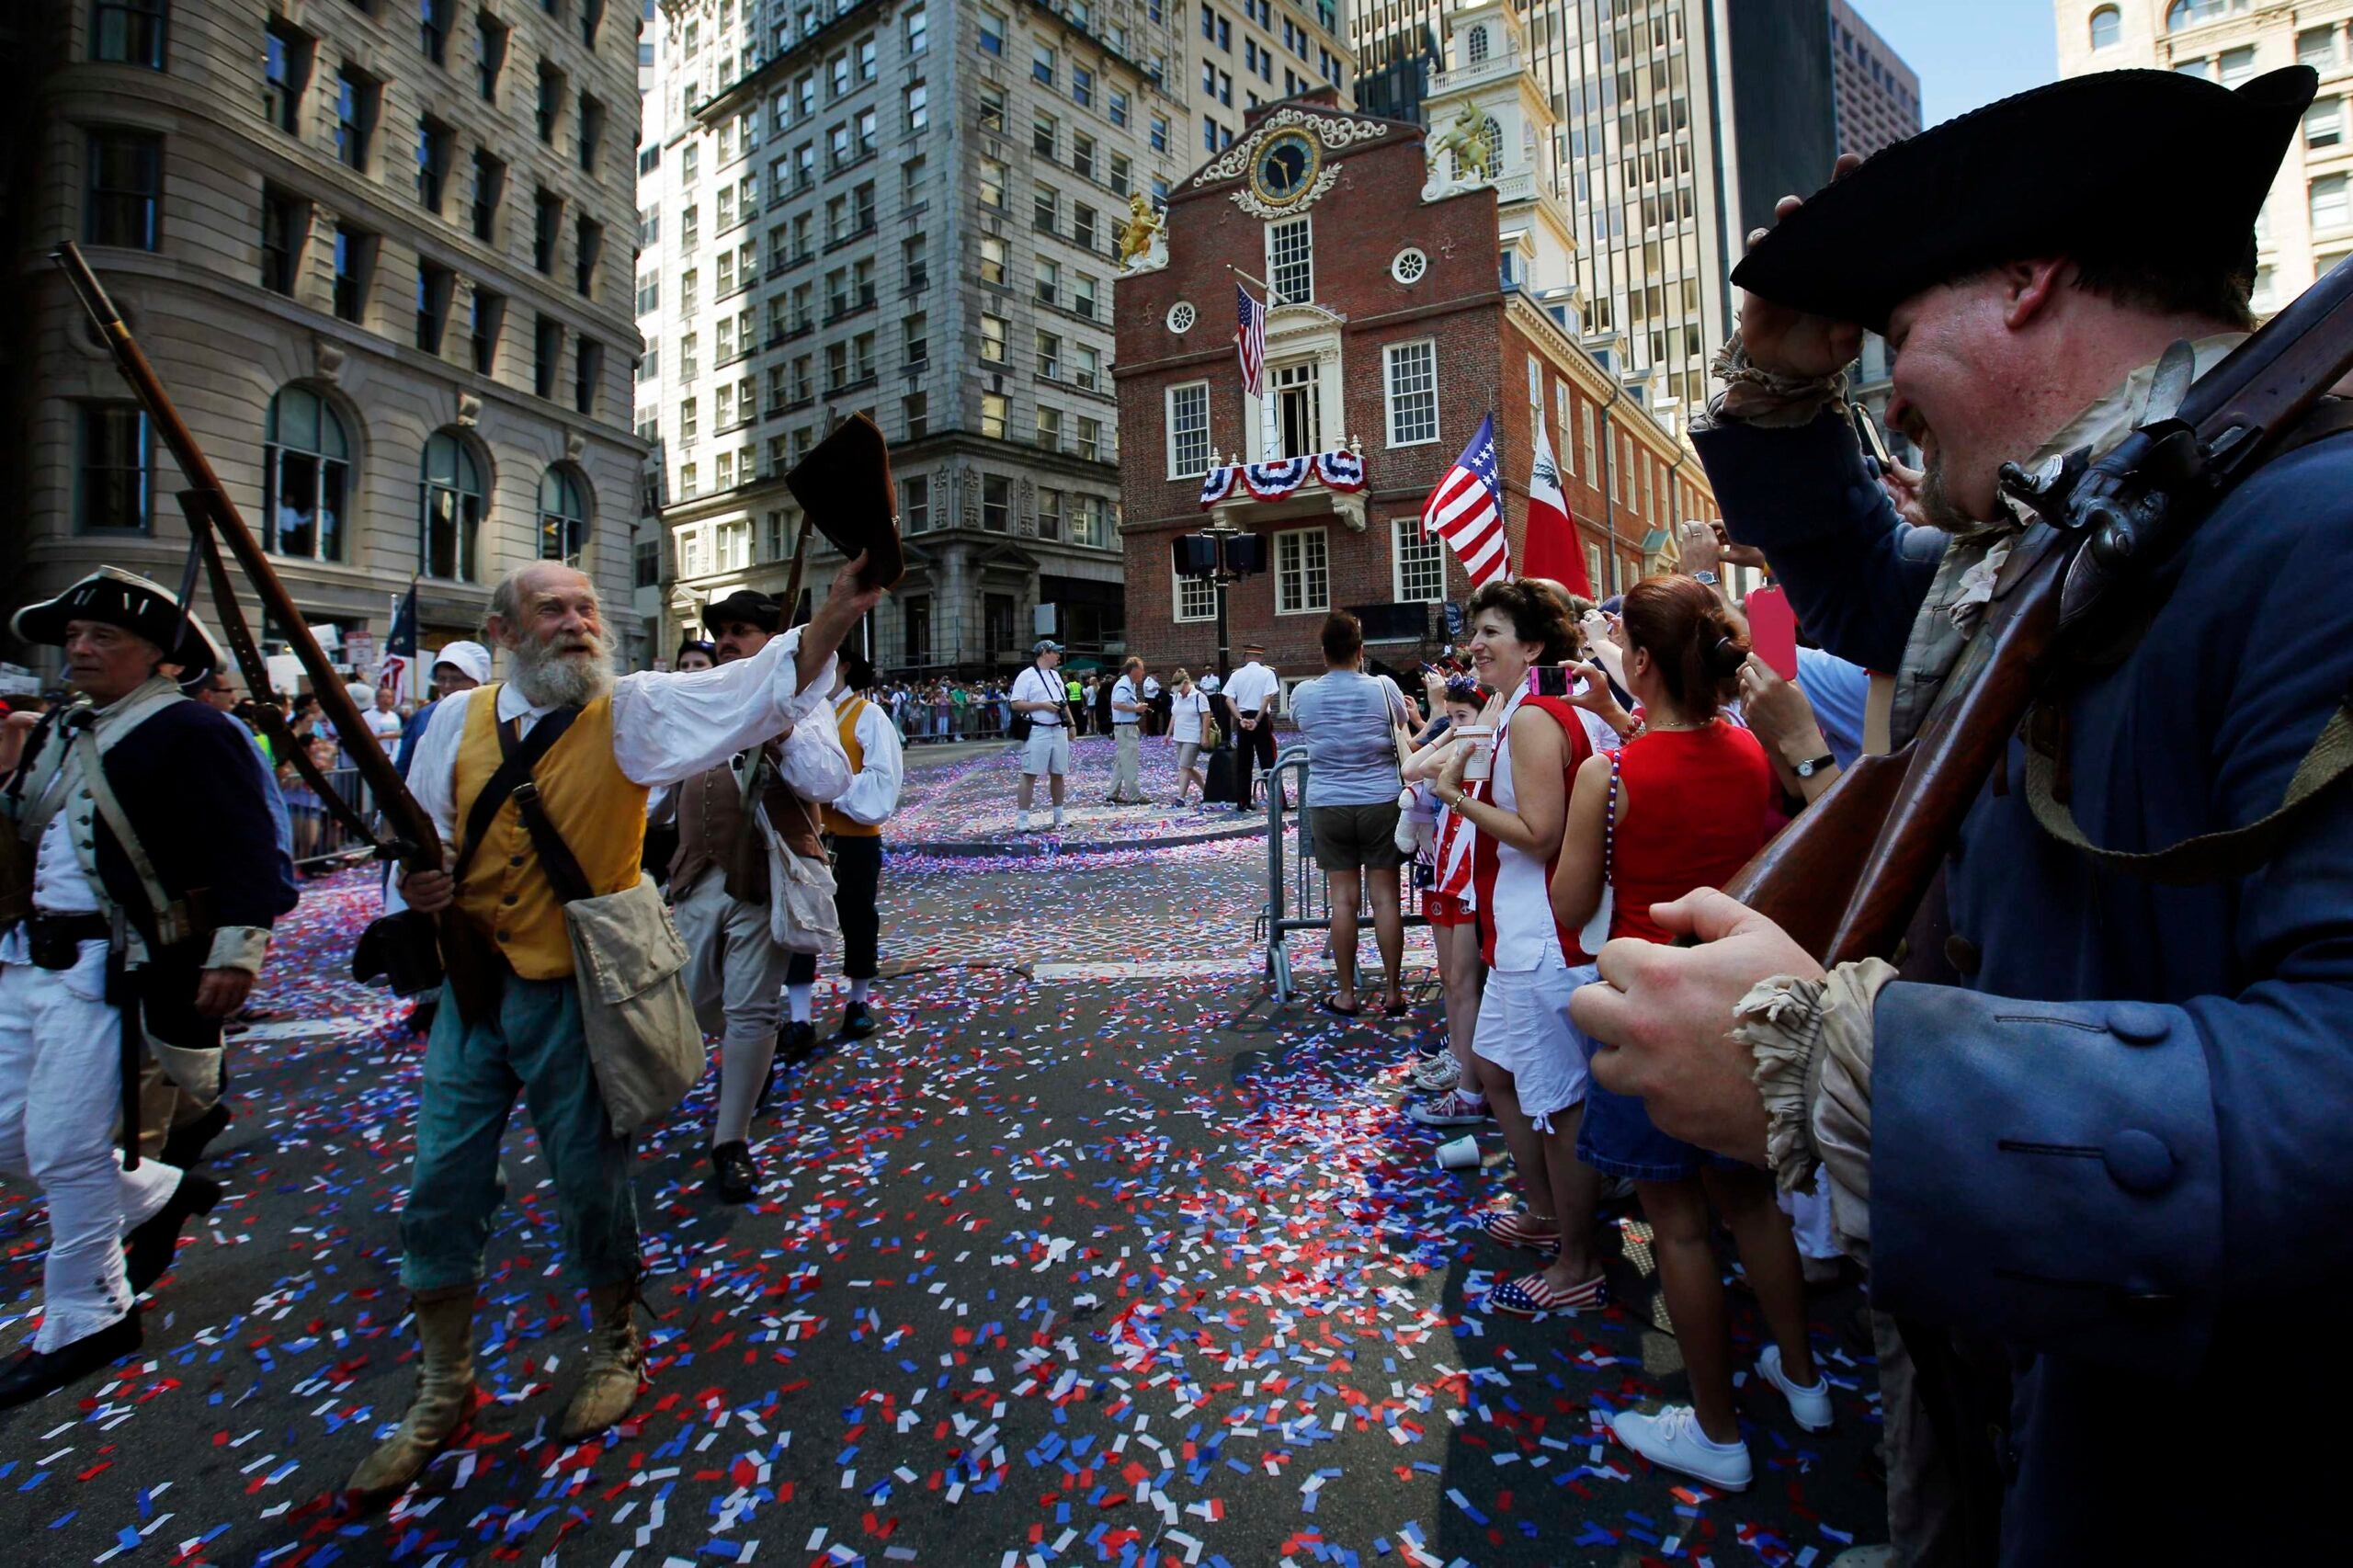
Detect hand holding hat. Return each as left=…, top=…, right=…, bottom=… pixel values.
left=1736, top=153, right=1866, bottom=381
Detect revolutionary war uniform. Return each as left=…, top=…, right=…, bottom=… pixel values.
left=666, top=591, right=850, bottom=1204
left=785, top=657, right=905, bottom=1045
left=354, top=618, right=838, bottom=1498
left=0, top=569, right=293, bottom=1406
left=1696, top=67, right=2353, bottom=1560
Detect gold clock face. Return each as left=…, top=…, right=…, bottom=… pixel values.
left=1249, top=130, right=1320, bottom=207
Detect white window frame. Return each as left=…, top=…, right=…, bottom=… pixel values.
left=1275, top=525, right=1329, bottom=616
left=1267, top=216, right=1313, bottom=303
left=1174, top=564, right=1217, bottom=623
left=1166, top=379, right=1211, bottom=477
left=1391, top=516, right=1446, bottom=604
left=1383, top=338, right=1438, bottom=448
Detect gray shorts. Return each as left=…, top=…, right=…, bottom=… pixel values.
left=1174, top=741, right=1201, bottom=778
left=1309, top=801, right=1404, bottom=872
left=1021, top=724, right=1071, bottom=776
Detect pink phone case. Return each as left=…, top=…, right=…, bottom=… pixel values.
left=1748, top=585, right=1799, bottom=681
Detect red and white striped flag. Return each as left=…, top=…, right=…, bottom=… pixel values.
left=1233, top=283, right=1267, bottom=398
left=1421, top=414, right=1510, bottom=586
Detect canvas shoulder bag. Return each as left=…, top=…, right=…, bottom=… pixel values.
left=500, top=719, right=703, bottom=1137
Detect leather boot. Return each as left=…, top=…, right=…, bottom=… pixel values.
left=557, top=1279, right=646, bottom=1440
left=347, top=1285, right=478, bottom=1499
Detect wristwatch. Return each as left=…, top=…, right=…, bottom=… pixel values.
left=1791, top=753, right=1836, bottom=779
left=1692, top=569, right=1720, bottom=585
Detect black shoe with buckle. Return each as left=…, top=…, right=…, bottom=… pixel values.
left=0, top=1311, right=142, bottom=1411
left=125, top=1173, right=223, bottom=1296
left=839, top=1001, right=879, bottom=1040
left=707, top=1141, right=759, bottom=1204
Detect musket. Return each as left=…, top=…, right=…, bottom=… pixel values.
left=1731, top=255, right=2353, bottom=965
left=51, top=243, right=441, bottom=876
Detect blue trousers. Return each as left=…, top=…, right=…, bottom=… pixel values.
left=399, top=974, right=642, bottom=1291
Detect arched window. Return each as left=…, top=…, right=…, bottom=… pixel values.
left=1451, top=116, right=1506, bottom=181
left=1465, top=25, right=1489, bottom=65
left=538, top=465, right=590, bottom=565
left=2166, top=0, right=2234, bottom=31
left=2088, top=6, right=2121, bottom=49
left=263, top=386, right=351, bottom=562
left=421, top=429, right=484, bottom=582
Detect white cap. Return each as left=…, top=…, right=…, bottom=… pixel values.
left=431, top=639, right=493, bottom=687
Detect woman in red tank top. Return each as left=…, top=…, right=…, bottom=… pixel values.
left=1547, top=576, right=1829, bottom=1493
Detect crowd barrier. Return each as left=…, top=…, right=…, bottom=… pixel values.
left=1256, top=746, right=1427, bottom=1003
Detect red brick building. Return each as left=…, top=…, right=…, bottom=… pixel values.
left=1114, top=89, right=1719, bottom=687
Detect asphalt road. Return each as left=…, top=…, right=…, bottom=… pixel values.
left=0, top=839, right=1887, bottom=1567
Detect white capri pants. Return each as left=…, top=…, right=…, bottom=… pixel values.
left=671, top=868, right=793, bottom=1046
left=1471, top=949, right=1596, bottom=1133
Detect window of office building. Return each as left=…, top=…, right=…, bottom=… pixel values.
left=420, top=428, right=483, bottom=580
left=262, top=385, right=350, bottom=561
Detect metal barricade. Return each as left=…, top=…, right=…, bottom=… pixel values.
left=286, top=765, right=375, bottom=870
left=1256, top=746, right=1427, bottom=1003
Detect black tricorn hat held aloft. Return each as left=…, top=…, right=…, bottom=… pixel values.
left=786, top=412, right=906, bottom=591
left=1732, top=66, right=2315, bottom=335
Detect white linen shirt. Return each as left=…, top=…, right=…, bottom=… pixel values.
left=1224, top=660, right=1279, bottom=713
left=404, top=626, right=845, bottom=861
left=829, top=698, right=906, bottom=826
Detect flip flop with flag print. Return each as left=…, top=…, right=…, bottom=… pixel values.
left=1486, top=1270, right=1608, bottom=1317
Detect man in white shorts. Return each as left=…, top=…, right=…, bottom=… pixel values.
left=1010, top=639, right=1070, bottom=833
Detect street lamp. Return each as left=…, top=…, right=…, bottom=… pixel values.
left=1174, top=513, right=1264, bottom=679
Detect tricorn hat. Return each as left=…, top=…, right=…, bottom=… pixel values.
left=785, top=413, right=906, bottom=591
left=703, top=588, right=782, bottom=636
left=1733, top=66, right=2315, bottom=335
left=13, top=566, right=223, bottom=680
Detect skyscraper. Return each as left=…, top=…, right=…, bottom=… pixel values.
left=1352, top=1, right=1835, bottom=428
left=1828, top=0, right=1922, bottom=159
left=633, top=0, right=1354, bottom=676
left=4, top=0, right=650, bottom=676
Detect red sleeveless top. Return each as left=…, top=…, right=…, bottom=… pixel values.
left=1605, top=719, right=1777, bottom=947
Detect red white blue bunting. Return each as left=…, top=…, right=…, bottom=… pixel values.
left=1197, top=449, right=1368, bottom=509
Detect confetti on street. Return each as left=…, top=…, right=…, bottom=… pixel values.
left=0, top=820, right=1885, bottom=1565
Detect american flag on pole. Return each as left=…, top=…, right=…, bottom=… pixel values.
left=1421, top=414, right=1511, bottom=586
left=1233, top=282, right=1267, bottom=397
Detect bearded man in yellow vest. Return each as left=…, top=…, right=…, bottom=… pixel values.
left=351, top=556, right=883, bottom=1501
left=668, top=588, right=851, bottom=1205
left=784, top=649, right=904, bottom=1047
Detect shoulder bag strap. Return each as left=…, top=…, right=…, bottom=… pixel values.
left=73, top=728, right=177, bottom=936
left=448, top=703, right=583, bottom=886
left=494, top=709, right=596, bottom=904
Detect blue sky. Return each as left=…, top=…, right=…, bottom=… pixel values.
left=1846, top=0, right=2060, bottom=125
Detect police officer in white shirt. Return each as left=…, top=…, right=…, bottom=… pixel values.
left=1010, top=640, right=1070, bottom=833
left=1222, top=642, right=1284, bottom=810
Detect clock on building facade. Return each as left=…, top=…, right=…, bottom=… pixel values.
left=1249, top=129, right=1321, bottom=209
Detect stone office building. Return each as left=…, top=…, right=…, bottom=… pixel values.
left=1, top=0, right=650, bottom=681
left=634, top=0, right=1354, bottom=677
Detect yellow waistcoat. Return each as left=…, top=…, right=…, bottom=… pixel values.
left=453, top=687, right=649, bottom=980
left=821, top=695, right=882, bottom=838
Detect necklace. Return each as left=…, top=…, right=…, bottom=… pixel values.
left=1644, top=715, right=1710, bottom=732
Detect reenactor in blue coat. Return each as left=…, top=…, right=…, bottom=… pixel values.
left=0, top=568, right=296, bottom=1408
left=1568, top=66, right=2353, bottom=1560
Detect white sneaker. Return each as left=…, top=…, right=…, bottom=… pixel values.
left=1410, top=1052, right=1461, bottom=1093
left=1051, top=811, right=1065, bottom=831
left=1608, top=1405, right=1753, bottom=1491
left=1408, top=1090, right=1489, bottom=1128
left=1756, top=1343, right=1834, bottom=1431
left=1016, top=812, right=1032, bottom=833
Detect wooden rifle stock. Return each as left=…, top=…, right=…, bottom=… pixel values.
left=51, top=242, right=441, bottom=873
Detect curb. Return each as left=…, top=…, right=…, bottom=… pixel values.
left=895, top=818, right=1269, bottom=858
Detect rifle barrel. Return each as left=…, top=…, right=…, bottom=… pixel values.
left=51, top=243, right=443, bottom=870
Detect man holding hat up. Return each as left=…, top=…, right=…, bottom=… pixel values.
left=1568, top=65, right=2353, bottom=1556
left=667, top=587, right=850, bottom=1204
left=0, top=568, right=296, bottom=1407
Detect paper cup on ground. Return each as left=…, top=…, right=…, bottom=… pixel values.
left=1436, top=1135, right=1481, bottom=1171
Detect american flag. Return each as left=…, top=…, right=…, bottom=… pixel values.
left=1233, top=283, right=1267, bottom=398
left=1421, top=414, right=1511, bottom=586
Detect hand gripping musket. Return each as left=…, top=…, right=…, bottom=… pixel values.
left=51, top=244, right=449, bottom=993
left=1727, top=256, right=2353, bottom=966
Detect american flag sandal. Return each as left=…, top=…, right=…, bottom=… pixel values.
left=1486, top=1270, right=1608, bottom=1316
left=1480, top=1210, right=1563, bottom=1253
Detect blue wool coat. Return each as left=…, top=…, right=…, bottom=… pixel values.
left=1695, top=409, right=2353, bottom=1562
